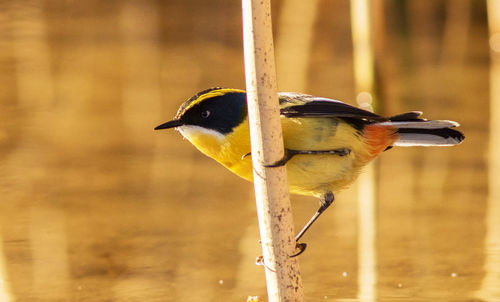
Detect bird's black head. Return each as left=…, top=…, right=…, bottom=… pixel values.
left=155, top=88, right=248, bottom=135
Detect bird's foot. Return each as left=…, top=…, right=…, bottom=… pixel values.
left=255, top=242, right=306, bottom=266
left=290, top=242, right=307, bottom=257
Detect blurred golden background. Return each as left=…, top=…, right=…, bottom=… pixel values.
left=0, top=0, right=498, bottom=301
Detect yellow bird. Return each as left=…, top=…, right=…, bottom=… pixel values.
left=155, top=88, right=464, bottom=250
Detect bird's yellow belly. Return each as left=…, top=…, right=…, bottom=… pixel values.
left=286, top=154, right=356, bottom=197
left=227, top=153, right=357, bottom=197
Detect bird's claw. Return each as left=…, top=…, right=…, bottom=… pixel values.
left=255, top=242, right=306, bottom=268
left=290, top=242, right=307, bottom=257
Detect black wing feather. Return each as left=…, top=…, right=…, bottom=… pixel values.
left=389, top=111, right=423, bottom=121
left=280, top=99, right=386, bottom=122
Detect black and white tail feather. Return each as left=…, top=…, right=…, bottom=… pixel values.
left=278, top=93, right=465, bottom=148
left=382, top=111, right=464, bottom=147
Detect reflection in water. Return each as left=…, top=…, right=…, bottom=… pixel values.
left=477, top=0, right=500, bottom=299
left=30, top=208, right=69, bottom=299
left=120, top=0, right=162, bottom=136
left=357, top=166, right=376, bottom=301
left=233, top=224, right=265, bottom=299
left=276, top=0, right=319, bottom=92
left=440, top=0, right=470, bottom=65
left=350, top=0, right=374, bottom=105
left=10, top=1, right=54, bottom=108
left=115, top=2, right=163, bottom=300
left=0, top=230, right=12, bottom=302
left=350, top=0, right=377, bottom=300
left=11, top=0, right=67, bottom=300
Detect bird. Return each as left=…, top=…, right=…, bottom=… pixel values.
left=155, top=87, right=464, bottom=253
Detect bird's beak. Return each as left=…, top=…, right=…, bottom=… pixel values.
left=154, top=119, right=184, bottom=130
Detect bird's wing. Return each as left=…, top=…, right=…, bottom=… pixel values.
left=278, top=93, right=386, bottom=122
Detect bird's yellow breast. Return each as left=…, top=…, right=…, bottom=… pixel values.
left=179, top=117, right=377, bottom=197
left=178, top=122, right=253, bottom=181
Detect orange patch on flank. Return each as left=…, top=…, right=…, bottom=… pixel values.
left=362, top=124, right=399, bottom=158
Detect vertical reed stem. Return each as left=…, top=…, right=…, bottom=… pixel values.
left=241, top=0, right=304, bottom=300
left=476, top=0, right=500, bottom=300
left=350, top=0, right=378, bottom=300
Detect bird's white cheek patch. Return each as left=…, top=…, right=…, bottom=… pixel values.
left=177, top=125, right=225, bottom=142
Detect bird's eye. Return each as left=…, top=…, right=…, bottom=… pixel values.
left=201, top=110, right=210, bottom=118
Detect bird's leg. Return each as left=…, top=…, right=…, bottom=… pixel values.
left=291, top=192, right=335, bottom=257
left=295, top=192, right=334, bottom=242
left=266, top=148, right=351, bottom=167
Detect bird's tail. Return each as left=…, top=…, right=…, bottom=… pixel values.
left=376, top=111, right=465, bottom=147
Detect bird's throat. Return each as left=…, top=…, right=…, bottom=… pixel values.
left=178, top=123, right=254, bottom=181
